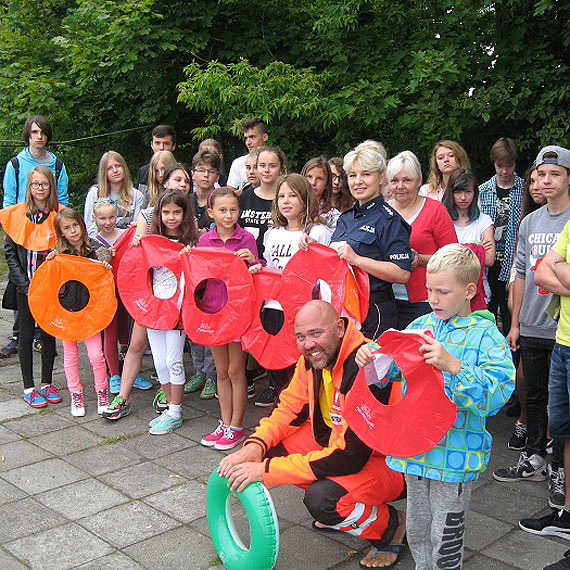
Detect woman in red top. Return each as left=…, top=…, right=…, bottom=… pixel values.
left=387, top=151, right=457, bottom=328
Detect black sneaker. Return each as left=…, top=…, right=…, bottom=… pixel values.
left=549, top=465, right=566, bottom=509
left=102, top=395, right=131, bottom=420
left=33, top=337, right=42, bottom=352
left=0, top=337, right=18, bottom=358
left=545, top=549, right=570, bottom=570
left=547, top=438, right=554, bottom=455
left=492, top=451, right=547, bottom=482
left=255, top=385, right=278, bottom=407
left=508, top=421, right=527, bottom=451
left=519, top=509, right=570, bottom=540
left=253, top=368, right=268, bottom=382
left=247, top=379, right=255, bottom=399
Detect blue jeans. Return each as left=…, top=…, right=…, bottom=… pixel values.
left=549, top=343, right=570, bottom=439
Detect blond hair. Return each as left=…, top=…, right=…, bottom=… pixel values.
left=97, top=151, right=134, bottom=213
left=24, top=165, right=59, bottom=215
left=427, top=243, right=480, bottom=285
left=148, top=150, right=176, bottom=207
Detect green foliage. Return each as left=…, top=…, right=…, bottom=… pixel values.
left=0, top=0, right=569, bottom=192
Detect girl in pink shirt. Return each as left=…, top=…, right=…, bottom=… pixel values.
left=197, top=188, right=259, bottom=450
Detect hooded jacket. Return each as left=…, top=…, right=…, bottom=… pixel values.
left=386, top=310, right=515, bottom=482
left=2, top=148, right=69, bottom=207
left=246, top=318, right=399, bottom=487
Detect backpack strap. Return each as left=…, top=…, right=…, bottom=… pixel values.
left=54, top=158, right=63, bottom=182
left=10, top=157, right=19, bottom=197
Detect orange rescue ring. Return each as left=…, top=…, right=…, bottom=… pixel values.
left=240, top=268, right=301, bottom=370
left=344, top=329, right=456, bottom=458
left=181, top=247, right=254, bottom=345
left=117, top=235, right=183, bottom=330
left=0, top=203, right=62, bottom=251
left=28, top=254, right=117, bottom=341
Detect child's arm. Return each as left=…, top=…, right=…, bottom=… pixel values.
left=235, top=232, right=260, bottom=266
left=418, top=330, right=515, bottom=418
left=535, top=249, right=570, bottom=295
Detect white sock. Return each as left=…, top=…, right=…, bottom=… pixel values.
left=167, top=404, right=182, bottom=419
left=23, top=387, right=34, bottom=394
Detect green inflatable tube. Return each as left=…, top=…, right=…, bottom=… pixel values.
left=206, top=467, right=279, bottom=570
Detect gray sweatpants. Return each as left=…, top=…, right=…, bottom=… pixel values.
left=189, top=340, right=216, bottom=380
left=405, top=474, right=473, bottom=570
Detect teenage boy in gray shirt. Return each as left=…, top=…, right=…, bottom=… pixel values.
left=493, top=146, right=568, bottom=512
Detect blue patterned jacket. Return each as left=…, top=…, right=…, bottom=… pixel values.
left=479, top=174, right=523, bottom=281
left=386, top=310, right=515, bottom=482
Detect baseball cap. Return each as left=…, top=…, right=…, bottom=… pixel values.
left=535, top=145, right=570, bottom=170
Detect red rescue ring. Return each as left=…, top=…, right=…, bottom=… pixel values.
left=282, top=243, right=355, bottom=315
left=28, top=254, right=117, bottom=341
left=117, top=235, right=183, bottom=330
left=240, top=268, right=302, bottom=370
left=111, top=225, right=136, bottom=282
left=344, top=329, right=456, bottom=458
left=181, top=247, right=254, bottom=345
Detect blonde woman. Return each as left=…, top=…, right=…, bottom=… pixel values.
left=84, top=151, right=144, bottom=237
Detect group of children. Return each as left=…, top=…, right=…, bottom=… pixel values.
left=2, top=114, right=569, bottom=570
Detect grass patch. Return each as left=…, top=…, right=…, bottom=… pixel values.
left=101, top=431, right=146, bottom=445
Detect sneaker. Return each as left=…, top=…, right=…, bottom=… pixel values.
left=215, top=426, right=246, bottom=450
left=545, top=549, right=570, bottom=570
left=508, top=421, right=527, bottom=451
left=547, top=438, right=554, bottom=455
left=255, top=385, right=278, bottom=407
left=153, top=388, right=168, bottom=414
left=247, top=379, right=255, bottom=399
left=253, top=368, right=268, bottom=382
left=0, top=338, right=18, bottom=358
left=149, top=409, right=168, bottom=428
left=70, top=391, right=85, bottom=417
left=133, top=374, right=153, bottom=390
left=33, top=337, right=42, bottom=352
left=519, top=508, right=570, bottom=540
left=97, top=389, right=110, bottom=415
left=184, top=373, right=205, bottom=394
left=39, top=384, right=62, bottom=404
left=200, top=378, right=217, bottom=399
left=492, top=451, right=547, bottom=482
left=23, top=388, right=47, bottom=409
left=109, top=375, right=121, bottom=394
left=148, top=411, right=183, bottom=435
left=102, top=395, right=131, bottom=420
left=549, top=465, right=567, bottom=509
left=200, top=420, right=225, bottom=447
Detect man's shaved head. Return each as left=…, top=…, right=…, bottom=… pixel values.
left=294, top=301, right=345, bottom=370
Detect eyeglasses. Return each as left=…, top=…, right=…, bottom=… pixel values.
left=194, top=168, right=218, bottom=176
left=30, top=182, right=50, bottom=190
left=332, top=174, right=343, bottom=182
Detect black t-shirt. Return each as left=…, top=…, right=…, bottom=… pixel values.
left=494, top=185, right=511, bottom=266
left=239, top=187, right=273, bottom=257
left=191, top=193, right=214, bottom=230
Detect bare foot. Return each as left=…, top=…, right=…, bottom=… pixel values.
left=360, top=509, right=406, bottom=568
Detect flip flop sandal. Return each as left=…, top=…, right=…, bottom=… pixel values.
left=311, top=520, right=338, bottom=534
left=359, top=543, right=405, bottom=569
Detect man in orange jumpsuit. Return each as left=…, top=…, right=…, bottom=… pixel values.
left=219, top=300, right=406, bottom=568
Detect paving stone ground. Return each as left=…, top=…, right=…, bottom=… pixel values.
left=0, top=307, right=566, bottom=569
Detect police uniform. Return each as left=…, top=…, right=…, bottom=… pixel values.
left=331, top=197, right=412, bottom=339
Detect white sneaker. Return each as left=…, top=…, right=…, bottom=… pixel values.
left=97, top=389, right=109, bottom=415
left=70, top=391, right=85, bottom=417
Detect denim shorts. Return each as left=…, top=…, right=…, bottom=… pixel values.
left=549, top=342, right=570, bottom=439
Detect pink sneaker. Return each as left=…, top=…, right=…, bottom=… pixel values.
left=215, top=426, right=245, bottom=450
left=70, top=391, right=85, bottom=417
left=200, top=420, right=225, bottom=447
left=97, top=389, right=109, bottom=415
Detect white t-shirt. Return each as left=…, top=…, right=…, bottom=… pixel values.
left=454, top=213, right=494, bottom=302
left=226, top=154, right=248, bottom=189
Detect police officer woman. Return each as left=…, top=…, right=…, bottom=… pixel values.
left=330, top=144, right=412, bottom=339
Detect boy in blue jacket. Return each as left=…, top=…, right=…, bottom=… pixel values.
left=356, top=243, right=515, bottom=569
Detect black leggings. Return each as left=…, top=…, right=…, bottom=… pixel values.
left=16, top=291, right=56, bottom=390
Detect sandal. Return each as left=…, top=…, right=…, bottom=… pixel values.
left=359, top=543, right=405, bottom=569
left=311, top=520, right=338, bottom=534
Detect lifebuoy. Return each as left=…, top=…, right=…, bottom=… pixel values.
left=206, top=467, right=279, bottom=570
left=240, top=268, right=301, bottom=370
left=117, top=234, right=183, bottom=330
left=28, top=254, right=117, bottom=341
left=0, top=203, right=63, bottom=251
left=111, top=225, right=136, bottom=282
left=344, top=329, right=456, bottom=458
left=181, top=247, right=254, bottom=345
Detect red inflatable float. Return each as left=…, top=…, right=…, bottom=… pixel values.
left=344, top=329, right=456, bottom=458
left=117, top=235, right=183, bottom=330
left=111, top=225, right=136, bottom=282
left=28, top=254, right=117, bottom=341
left=181, top=247, right=254, bottom=346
